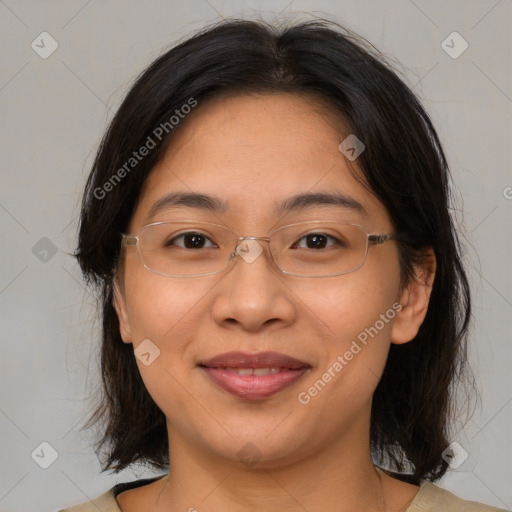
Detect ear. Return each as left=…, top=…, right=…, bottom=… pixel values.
left=113, top=278, right=133, bottom=344
left=391, top=249, right=436, bottom=345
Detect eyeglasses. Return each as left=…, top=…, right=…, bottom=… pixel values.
left=121, top=220, right=396, bottom=278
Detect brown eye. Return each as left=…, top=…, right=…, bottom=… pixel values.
left=293, top=233, right=339, bottom=249
left=165, top=232, right=216, bottom=249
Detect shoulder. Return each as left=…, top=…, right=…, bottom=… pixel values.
left=57, top=475, right=166, bottom=512
left=407, top=481, right=509, bottom=512
left=57, top=488, right=119, bottom=512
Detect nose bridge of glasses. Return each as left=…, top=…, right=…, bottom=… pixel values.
left=234, top=236, right=272, bottom=265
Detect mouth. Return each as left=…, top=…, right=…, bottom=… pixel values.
left=198, top=351, right=311, bottom=400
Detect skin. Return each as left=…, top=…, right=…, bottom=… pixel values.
left=113, top=92, right=435, bottom=512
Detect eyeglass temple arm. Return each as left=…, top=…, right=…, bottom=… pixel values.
left=121, top=234, right=138, bottom=247
left=368, top=233, right=395, bottom=245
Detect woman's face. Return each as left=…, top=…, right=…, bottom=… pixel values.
left=114, top=93, right=426, bottom=467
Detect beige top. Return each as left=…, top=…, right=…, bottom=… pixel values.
left=59, top=476, right=509, bottom=512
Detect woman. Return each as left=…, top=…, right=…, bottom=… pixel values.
left=63, top=18, right=507, bottom=512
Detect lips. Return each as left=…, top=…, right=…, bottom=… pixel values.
left=200, top=351, right=309, bottom=370
left=198, top=351, right=311, bottom=400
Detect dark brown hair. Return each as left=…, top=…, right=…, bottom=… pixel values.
left=74, top=18, right=472, bottom=484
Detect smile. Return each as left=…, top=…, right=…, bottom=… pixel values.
left=198, top=351, right=311, bottom=400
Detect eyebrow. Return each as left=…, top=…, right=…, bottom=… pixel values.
left=145, top=190, right=367, bottom=221
left=277, top=191, right=367, bottom=216
left=146, top=192, right=229, bottom=221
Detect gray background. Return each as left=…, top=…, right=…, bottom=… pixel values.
left=0, top=1, right=511, bottom=511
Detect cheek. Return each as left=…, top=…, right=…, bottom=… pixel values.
left=291, top=253, right=401, bottom=403
left=292, top=260, right=401, bottom=346
left=121, top=271, right=221, bottom=403
left=295, top=278, right=399, bottom=423
left=123, top=270, right=215, bottom=342
left=121, top=272, right=214, bottom=424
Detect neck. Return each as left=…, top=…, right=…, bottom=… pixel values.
left=148, top=424, right=404, bottom=512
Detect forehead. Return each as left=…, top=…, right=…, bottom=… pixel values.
left=130, top=93, right=391, bottom=229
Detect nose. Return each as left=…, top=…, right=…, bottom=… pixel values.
left=210, top=238, right=296, bottom=333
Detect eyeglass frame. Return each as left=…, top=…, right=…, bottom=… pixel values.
left=120, top=219, right=397, bottom=278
